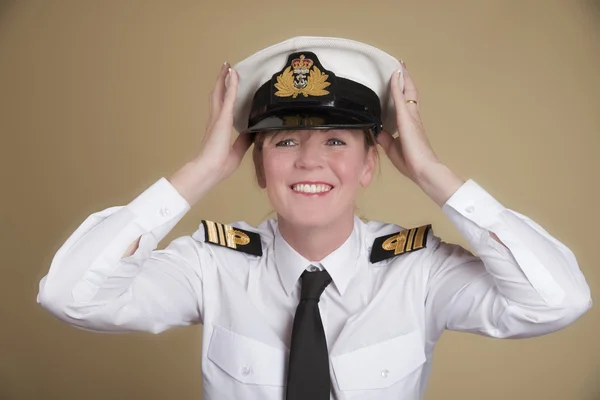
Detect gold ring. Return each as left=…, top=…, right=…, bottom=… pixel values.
left=406, top=100, right=418, bottom=104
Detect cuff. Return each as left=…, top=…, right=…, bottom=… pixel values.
left=127, top=177, right=191, bottom=232
left=441, top=179, right=565, bottom=306
left=442, top=179, right=505, bottom=228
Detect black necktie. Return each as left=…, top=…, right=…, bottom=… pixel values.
left=286, top=269, right=332, bottom=400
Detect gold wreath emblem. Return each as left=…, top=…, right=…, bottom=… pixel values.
left=274, top=66, right=331, bottom=98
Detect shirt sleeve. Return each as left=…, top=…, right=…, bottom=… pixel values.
left=425, top=179, right=592, bottom=338
left=37, top=177, right=210, bottom=334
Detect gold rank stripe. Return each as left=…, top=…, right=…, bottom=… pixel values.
left=216, top=223, right=226, bottom=246
left=205, top=220, right=219, bottom=244
left=205, top=220, right=230, bottom=247
left=405, top=226, right=417, bottom=252
left=412, top=225, right=429, bottom=250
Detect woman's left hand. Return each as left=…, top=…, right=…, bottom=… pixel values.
left=377, top=61, right=464, bottom=206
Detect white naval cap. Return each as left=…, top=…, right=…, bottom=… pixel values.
left=231, top=36, right=404, bottom=136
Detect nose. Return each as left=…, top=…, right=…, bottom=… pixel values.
left=294, top=140, right=325, bottom=170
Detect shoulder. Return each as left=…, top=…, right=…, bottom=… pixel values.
left=362, top=219, right=441, bottom=264
left=191, top=218, right=277, bottom=258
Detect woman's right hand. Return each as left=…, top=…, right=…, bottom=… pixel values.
left=196, top=62, right=252, bottom=182
left=168, top=63, right=253, bottom=207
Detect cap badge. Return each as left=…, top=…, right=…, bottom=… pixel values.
left=274, top=54, right=331, bottom=98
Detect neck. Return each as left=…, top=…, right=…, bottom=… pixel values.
left=277, top=215, right=355, bottom=261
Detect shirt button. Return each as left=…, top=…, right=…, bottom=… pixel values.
left=308, top=265, right=319, bottom=272
left=159, top=207, right=171, bottom=217
left=381, top=369, right=389, bottom=378
left=241, top=366, right=251, bottom=376
left=465, top=205, right=475, bottom=214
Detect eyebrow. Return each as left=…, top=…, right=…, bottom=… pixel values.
left=264, top=130, right=289, bottom=143
left=264, top=129, right=355, bottom=144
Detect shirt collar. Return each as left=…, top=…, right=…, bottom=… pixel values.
left=273, top=217, right=361, bottom=297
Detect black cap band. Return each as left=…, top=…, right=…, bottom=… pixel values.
left=245, top=51, right=383, bottom=135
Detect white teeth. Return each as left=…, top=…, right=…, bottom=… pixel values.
left=292, top=183, right=332, bottom=193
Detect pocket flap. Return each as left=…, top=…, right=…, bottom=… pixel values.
left=332, top=330, right=426, bottom=391
left=207, top=325, right=288, bottom=386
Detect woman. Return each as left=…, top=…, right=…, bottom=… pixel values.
left=38, top=37, right=592, bottom=400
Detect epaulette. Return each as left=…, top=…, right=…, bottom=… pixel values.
left=201, top=220, right=262, bottom=257
left=370, top=224, right=431, bottom=263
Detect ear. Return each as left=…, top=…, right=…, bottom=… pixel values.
left=252, top=146, right=267, bottom=188
left=359, top=147, right=377, bottom=187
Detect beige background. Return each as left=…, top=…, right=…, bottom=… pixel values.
left=1, top=0, right=599, bottom=399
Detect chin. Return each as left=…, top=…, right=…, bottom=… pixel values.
left=289, top=215, right=332, bottom=229
left=279, top=207, right=349, bottom=230
left=269, top=188, right=355, bottom=229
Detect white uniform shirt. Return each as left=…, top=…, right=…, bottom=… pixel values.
left=37, top=178, right=592, bottom=400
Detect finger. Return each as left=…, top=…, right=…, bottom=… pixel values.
left=400, top=61, right=419, bottom=104
left=390, top=69, right=410, bottom=117
left=390, top=68, right=421, bottom=131
left=229, top=132, right=253, bottom=166
left=221, top=67, right=238, bottom=117
left=209, top=62, right=230, bottom=123
left=224, top=133, right=253, bottom=176
left=208, top=68, right=239, bottom=139
left=376, top=130, right=406, bottom=171
left=376, top=129, right=396, bottom=154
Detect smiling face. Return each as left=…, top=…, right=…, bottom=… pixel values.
left=253, top=129, right=377, bottom=230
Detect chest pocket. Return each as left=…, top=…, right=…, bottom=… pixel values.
left=207, top=325, right=288, bottom=386
left=331, top=330, right=426, bottom=391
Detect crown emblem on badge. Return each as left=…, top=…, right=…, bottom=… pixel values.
left=274, top=54, right=331, bottom=98
left=291, top=55, right=314, bottom=71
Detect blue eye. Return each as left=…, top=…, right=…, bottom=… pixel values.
left=275, top=139, right=296, bottom=147
left=327, top=138, right=346, bottom=146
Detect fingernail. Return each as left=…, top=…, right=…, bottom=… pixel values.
left=228, top=67, right=232, bottom=76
